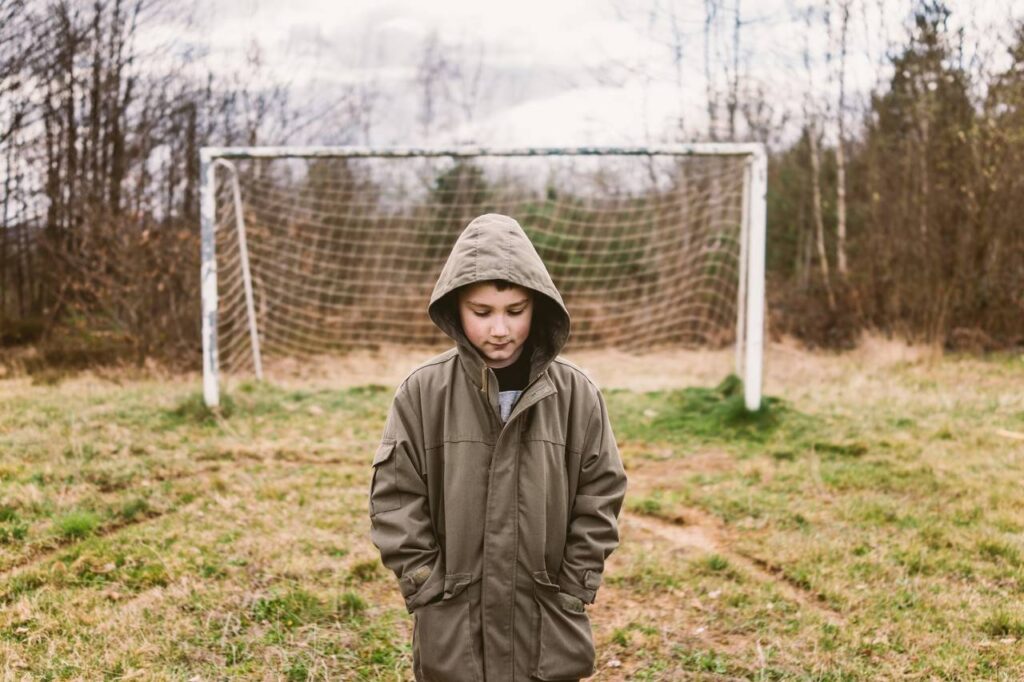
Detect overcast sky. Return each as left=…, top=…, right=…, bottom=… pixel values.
left=163, top=0, right=1024, bottom=149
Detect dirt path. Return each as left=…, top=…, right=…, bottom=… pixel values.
left=622, top=509, right=844, bottom=626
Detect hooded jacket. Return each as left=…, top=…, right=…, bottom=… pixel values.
left=369, top=213, right=627, bottom=681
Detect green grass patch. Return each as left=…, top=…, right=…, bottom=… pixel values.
left=981, top=611, right=1024, bottom=638
left=348, top=559, right=381, bottom=583
left=977, top=538, right=1022, bottom=567
left=628, top=491, right=665, bottom=515
left=699, top=554, right=731, bottom=573
left=164, top=390, right=236, bottom=426
left=55, top=509, right=101, bottom=539
left=608, top=374, right=798, bottom=449
left=252, top=586, right=330, bottom=628
left=118, top=497, right=151, bottom=522
left=608, top=551, right=685, bottom=592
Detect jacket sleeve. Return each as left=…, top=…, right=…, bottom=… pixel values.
left=368, top=384, right=444, bottom=612
left=558, top=388, right=627, bottom=605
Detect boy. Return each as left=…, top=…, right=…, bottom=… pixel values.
left=369, top=213, right=627, bottom=681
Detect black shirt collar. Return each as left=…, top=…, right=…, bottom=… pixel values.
left=492, top=341, right=532, bottom=391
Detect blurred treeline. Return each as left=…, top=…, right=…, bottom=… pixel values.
left=769, top=4, right=1024, bottom=351
left=1, top=0, right=1022, bottom=373
left=0, top=0, right=290, bottom=370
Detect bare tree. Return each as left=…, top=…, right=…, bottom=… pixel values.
left=727, top=0, right=742, bottom=139
left=415, top=32, right=488, bottom=142
left=0, top=0, right=36, bottom=330
left=803, top=5, right=836, bottom=311
left=704, top=0, right=720, bottom=139
left=416, top=31, right=453, bottom=139
left=835, top=0, right=850, bottom=279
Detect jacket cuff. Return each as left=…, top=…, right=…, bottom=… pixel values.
left=399, top=557, right=444, bottom=613
left=557, top=568, right=602, bottom=604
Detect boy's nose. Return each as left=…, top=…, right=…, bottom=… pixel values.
left=492, top=318, right=509, bottom=336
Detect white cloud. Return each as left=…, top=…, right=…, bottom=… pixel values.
left=162, top=0, right=1024, bottom=148
left=448, top=81, right=705, bottom=147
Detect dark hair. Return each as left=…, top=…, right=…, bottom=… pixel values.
left=456, top=279, right=529, bottom=297
left=486, top=278, right=515, bottom=291
left=447, top=278, right=539, bottom=326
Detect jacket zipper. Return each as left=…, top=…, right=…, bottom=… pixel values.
left=483, top=366, right=544, bottom=439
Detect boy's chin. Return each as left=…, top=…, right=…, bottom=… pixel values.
left=481, top=343, right=522, bottom=368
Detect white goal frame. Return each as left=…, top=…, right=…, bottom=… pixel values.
left=199, top=144, right=767, bottom=411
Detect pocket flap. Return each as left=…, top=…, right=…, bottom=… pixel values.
left=531, top=570, right=559, bottom=591
left=443, top=572, right=474, bottom=600
left=372, top=439, right=396, bottom=466
left=556, top=592, right=586, bottom=614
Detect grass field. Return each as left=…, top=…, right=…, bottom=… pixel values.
left=1, top=339, right=1023, bottom=680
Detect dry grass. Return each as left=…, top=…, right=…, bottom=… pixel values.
left=0, top=336, right=1022, bottom=679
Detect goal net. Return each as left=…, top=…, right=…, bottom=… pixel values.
left=199, top=146, right=766, bottom=409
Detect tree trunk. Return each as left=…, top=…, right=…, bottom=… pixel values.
left=808, top=119, right=837, bottom=310
left=703, top=0, right=719, bottom=140
left=835, top=0, right=850, bottom=279
left=727, top=0, right=741, bottom=140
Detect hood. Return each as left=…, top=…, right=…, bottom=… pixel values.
left=428, top=213, right=571, bottom=392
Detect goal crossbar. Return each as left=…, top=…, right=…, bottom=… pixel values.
left=201, top=143, right=766, bottom=161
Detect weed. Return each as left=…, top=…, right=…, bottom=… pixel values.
left=674, top=646, right=732, bottom=673
left=0, top=521, right=28, bottom=543
left=118, top=497, right=150, bottom=522
left=981, top=611, right=1024, bottom=638
left=164, top=391, right=236, bottom=426
left=252, top=587, right=327, bottom=628
left=701, top=554, right=730, bottom=573
left=349, top=559, right=380, bottom=583
left=611, top=627, right=630, bottom=647
left=629, top=492, right=664, bottom=515
left=56, top=509, right=100, bottom=539
left=608, top=552, right=683, bottom=592
left=977, top=539, right=1022, bottom=567
left=339, top=591, right=367, bottom=619
left=813, top=441, right=868, bottom=458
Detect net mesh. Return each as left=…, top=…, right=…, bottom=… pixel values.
left=212, top=153, right=748, bottom=378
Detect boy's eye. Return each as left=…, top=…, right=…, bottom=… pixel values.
left=471, top=308, right=526, bottom=317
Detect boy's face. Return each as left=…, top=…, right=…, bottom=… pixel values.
left=457, top=282, right=533, bottom=369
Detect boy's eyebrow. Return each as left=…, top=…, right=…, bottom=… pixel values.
left=466, top=297, right=530, bottom=308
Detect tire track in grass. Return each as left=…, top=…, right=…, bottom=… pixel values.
left=623, top=510, right=845, bottom=625
left=625, top=456, right=845, bottom=625
left=0, top=447, right=367, bottom=585
left=0, top=460, right=379, bottom=677
left=201, top=447, right=354, bottom=466
left=0, top=462, right=230, bottom=588
left=0, top=453, right=351, bottom=583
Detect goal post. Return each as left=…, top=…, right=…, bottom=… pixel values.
left=199, top=144, right=767, bottom=411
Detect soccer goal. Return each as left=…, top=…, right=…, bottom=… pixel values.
left=199, top=144, right=767, bottom=410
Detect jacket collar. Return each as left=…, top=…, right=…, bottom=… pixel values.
left=456, top=336, right=553, bottom=394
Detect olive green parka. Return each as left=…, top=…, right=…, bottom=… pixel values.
left=369, top=213, right=627, bottom=681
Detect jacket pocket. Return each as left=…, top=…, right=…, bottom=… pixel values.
left=369, top=439, right=401, bottom=516
left=530, top=570, right=595, bottom=681
left=413, top=574, right=482, bottom=682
